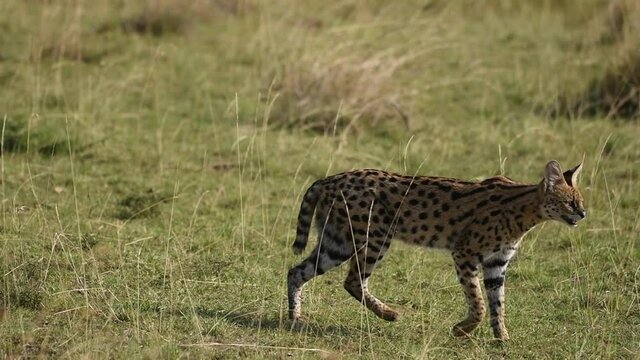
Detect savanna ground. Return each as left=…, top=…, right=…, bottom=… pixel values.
left=0, top=0, right=639, bottom=358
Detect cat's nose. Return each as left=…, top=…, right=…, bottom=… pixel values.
left=577, top=209, right=586, bottom=219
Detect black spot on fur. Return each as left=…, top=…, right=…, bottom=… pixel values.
left=456, top=209, right=474, bottom=222
left=484, top=277, right=505, bottom=290
left=437, top=184, right=452, bottom=192
left=484, top=258, right=508, bottom=268
left=365, top=256, right=379, bottom=264
left=459, top=261, right=478, bottom=271
left=451, top=187, right=488, bottom=200
left=500, top=188, right=537, bottom=204
left=328, top=248, right=352, bottom=261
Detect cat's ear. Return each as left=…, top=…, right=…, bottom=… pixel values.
left=543, top=160, right=565, bottom=192
left=562, top=163, right=583, bottom=188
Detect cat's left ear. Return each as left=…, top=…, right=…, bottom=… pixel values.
left=563, top=163, right=583, bottom=187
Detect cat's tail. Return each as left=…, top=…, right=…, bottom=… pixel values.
left=292, top=180, right=323, bottom=254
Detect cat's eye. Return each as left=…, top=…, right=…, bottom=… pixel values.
left=569, top=199, right=579, bottom=210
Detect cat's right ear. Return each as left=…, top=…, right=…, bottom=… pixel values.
left=543, top=160, right=565, bottom=192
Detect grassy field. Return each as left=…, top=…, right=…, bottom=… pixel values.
left=1, top=0, right=639, bottom=358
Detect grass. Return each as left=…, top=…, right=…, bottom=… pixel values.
left=0, top=0, right=638, bottom=358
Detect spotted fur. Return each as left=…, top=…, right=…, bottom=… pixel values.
left=287, top=160, right=586, bottom=340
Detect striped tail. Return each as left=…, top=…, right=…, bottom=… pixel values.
left=292, top=180, right=322, bottom=254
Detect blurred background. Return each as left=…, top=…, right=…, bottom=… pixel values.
left=2, top=0, right=639, bottom=138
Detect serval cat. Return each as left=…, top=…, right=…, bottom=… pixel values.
left=287, top=160, right=586, bottom=340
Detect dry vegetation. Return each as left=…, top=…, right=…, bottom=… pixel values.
left=267, top=48, right=412, bottom=133
left=552, top=50, right=640, bottom=119
left=250, top=2, right=460, bottom=134
left=551, top=0, right=640, bottom=119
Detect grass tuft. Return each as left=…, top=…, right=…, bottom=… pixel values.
left=553, top=51, right=640, bottom=119
left=0, top=118, right=80, bottom=157
left=548, top=0, right=640, bottom=120
left=0, top=120, right=29, bottom=155
left=1, top=260, right=44, bottom=310
left=119, top=5, right=189, bottom=37
left=115, top=189, right=171, bottom=220
left=268, top=49, right=411, bottom=133
left=98, top=0, right=253, bottom=37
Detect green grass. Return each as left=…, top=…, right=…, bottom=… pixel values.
left=1, top=0, right=638, bottom=358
